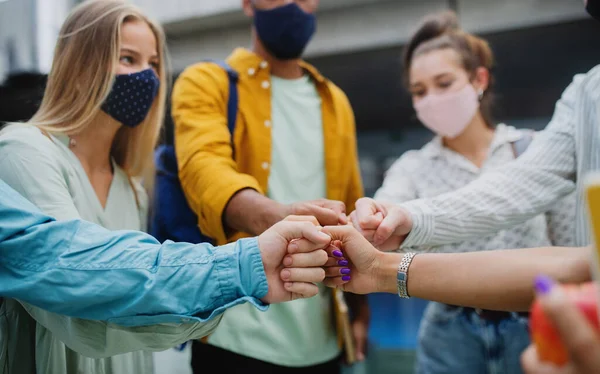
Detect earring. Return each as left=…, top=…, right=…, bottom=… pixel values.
left=478, top=89, right=484, bottom=100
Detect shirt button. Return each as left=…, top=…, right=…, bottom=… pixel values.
left=264, top=120, right=271, bottom=128
left=247, top=67, right=256, bottom=76
left=261, top=162, right=269, bottom=170
left=260, top=61, right=268, bottom=69
left=261, top=80, right=270, bottom=89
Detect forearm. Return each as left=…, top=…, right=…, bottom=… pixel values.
left=1, top=219, right=268, bottom=322
left=400, top=78, right=580, bottom=249
left=376, top=246, right=591, bottom=311
left=224, top=188, right=287, bottom=235
left=401, top=166, right=576, bottom=248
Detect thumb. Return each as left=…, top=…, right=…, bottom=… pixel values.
left=321, top=224, right=357, bottom=242
left=321, top=225, right=375, bottom=260
left=272, top=221, right=331, bottom=247
left=320, top=225, right=359, bottom=249
left=535, top=276, right=600, bottom=371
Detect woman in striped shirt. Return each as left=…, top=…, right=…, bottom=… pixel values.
left=370, top=10, right=575, bottom=374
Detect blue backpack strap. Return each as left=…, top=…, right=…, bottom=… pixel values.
left=511, top=129, right=535, bottom=158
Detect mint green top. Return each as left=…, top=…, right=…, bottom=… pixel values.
left=0, top=125, right=222, bottom=374
left=207, top=75, right=340, bottom=367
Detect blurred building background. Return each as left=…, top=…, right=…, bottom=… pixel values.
left=2, top=0, right=600, bottom=373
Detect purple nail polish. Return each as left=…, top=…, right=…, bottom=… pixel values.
left=342, top=275, right=351, bottom=282
left=332, top=250, right=343, bottom=258
left=337, top=260, right=349, bottom=266
left=341, top=268, right=351, bottom=275
left=534, top=275, right=555, bottom=295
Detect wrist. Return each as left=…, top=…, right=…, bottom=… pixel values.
left=257, top=201, right=288, bottom=233
left=226, top=189, right=286, bottom=235
left=375, top=252, right=402, bottom=294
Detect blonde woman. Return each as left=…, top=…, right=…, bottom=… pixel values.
left=0, top=1, right=220, bottom=373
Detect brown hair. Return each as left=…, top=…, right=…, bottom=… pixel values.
left=402, top=11, right=495, bottom=127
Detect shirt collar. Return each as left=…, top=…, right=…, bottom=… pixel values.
left=421, top=123, right=524, bottom=159
left=228, top=48, right=327, bottom=84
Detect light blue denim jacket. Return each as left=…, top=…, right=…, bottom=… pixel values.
left=0, top=178, right=269, bottom=372
left=0, top=178, right=268, bottom=324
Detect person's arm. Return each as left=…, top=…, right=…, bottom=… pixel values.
left=0, top=204, right=268, bottom=321
left=373, top=153, right=420, bottom=205
left=172, top=64, right=281, bottom=241
left=397, top=74, right=585, bottom=248
left=322, top=225, right=591, bottom=312
left=544, top=192, right=578, bottom=247
left=376, top=246, right=591, bottom=312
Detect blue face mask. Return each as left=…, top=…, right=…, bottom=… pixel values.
left=253, top=2, right=316, bottom=60
left=101, top=68, right=160, bottom=128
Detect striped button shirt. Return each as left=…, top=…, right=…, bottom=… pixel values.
left=376, top=124, right=575, bottom=253
left=401, top=66, right=600, bottom=249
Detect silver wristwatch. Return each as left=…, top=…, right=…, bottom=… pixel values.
left=397, top=252, right=417, bottom=298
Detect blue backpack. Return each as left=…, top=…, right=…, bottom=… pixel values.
left=150, top=60, right=239, bottom=246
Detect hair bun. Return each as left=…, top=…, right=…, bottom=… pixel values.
left=403, top=11, right=460, bottom=73
left=415, top=10, right=460, bottom=43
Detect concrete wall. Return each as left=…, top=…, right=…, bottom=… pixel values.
left=131, top=0, right=588, bottom=72
left=0, top=0, right=75, bottom=79
left=1, top=0, right=589, bottom=76
left=0, top=0, right=37, bottom=80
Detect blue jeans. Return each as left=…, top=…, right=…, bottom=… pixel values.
left=415, top=302, right=531, bottom=374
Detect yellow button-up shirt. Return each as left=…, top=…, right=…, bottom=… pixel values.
left=172, top=48, right=363, bottom=245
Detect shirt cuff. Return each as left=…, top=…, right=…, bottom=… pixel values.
left=208, top=237, right=269, bottom=314
left=235, top=237, right=269, bottom=301
left=105, top=237, right=269, bottom=327
left=399, top=200, right=435, bottom=248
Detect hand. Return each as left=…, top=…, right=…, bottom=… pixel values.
left=258, top=219, right=331, bottom=304
left=285, top=199, right=348, bottom=227
left=320, top=225, right=383, bottom=294
left=521, top=278, right=600, bottom=374
left=350, top=197, right=412, bottom=251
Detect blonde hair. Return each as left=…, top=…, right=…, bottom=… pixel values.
left=29, top=0, right=169, bottom=178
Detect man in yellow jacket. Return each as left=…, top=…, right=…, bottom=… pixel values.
left=172, top=0, right=369, bottom=373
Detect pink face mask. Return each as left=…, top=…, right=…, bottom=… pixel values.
left=414, top=84, right=480, bottom=138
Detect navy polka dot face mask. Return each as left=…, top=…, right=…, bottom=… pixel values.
left=101, top=69, right=160, bottom=128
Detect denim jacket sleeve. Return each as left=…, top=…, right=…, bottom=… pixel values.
left=0, top=179, right=268, bottom=356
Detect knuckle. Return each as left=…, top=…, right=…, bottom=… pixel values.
left=319, top=251, right=328, bottom=265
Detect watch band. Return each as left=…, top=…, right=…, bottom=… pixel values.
left=397, top=252, right=417, bottom=298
